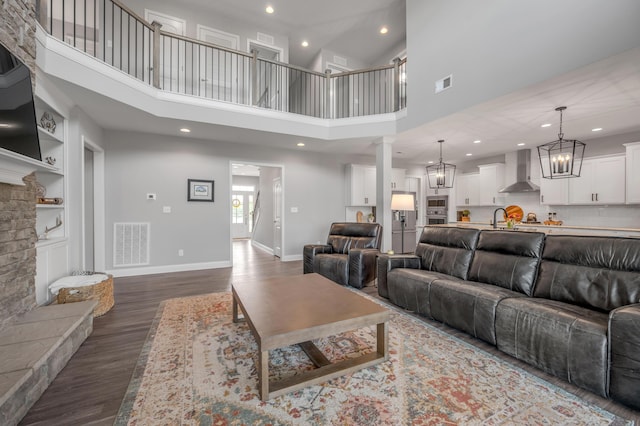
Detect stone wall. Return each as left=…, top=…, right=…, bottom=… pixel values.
left=0, top=0, right=38, bottom=330
left=0, top=0, right=37, bottom=75
left=0, top=175, right=38, bottom=330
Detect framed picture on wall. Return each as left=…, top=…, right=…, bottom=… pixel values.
left=187, top=179, right=214, bottom=202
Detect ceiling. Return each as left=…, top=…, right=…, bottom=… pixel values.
left=44, top=2, right=640, bottom=169
left=182, top=0, right=406, bottom=68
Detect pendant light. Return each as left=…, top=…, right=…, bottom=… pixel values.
left=426, top=139, right=456, bottom=189
left=537, top=106, right=586, bottom=179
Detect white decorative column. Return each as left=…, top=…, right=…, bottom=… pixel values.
left=375, top=136, right=394, bottom=252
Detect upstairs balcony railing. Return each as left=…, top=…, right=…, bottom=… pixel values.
left=37, top=0, right=407, bottom=119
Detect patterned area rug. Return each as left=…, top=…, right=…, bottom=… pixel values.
left=115, top=292, right=631, bottom=425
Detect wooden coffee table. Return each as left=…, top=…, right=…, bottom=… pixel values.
left=232, top=273, right=390, bottom=401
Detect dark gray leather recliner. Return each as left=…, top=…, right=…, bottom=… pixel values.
left=303, top=222, right=382, bottom=289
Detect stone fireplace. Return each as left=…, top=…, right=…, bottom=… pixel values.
left=0, top=175, right=38, bottom=330
left=0, top=0, right=38, bottom=330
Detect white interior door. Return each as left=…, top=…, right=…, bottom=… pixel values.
left=231, top=192, right=254, bottom=239
left=273, top=177, right=282, bottom=257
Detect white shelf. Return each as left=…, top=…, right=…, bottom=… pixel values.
left=0, top=148, right=58, bottom=186
left=37, top=126, right=64, bottom=143
left=36, top=204, right=64, bottom=209
left=36, top=237, right=67, bottom=248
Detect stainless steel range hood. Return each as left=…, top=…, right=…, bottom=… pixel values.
left=499, top=150, right=540, bottom=193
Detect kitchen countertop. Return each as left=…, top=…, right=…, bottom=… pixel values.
left=428, top=222, right=640, bottom=237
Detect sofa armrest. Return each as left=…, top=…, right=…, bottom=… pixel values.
left=376, top=254, right=420, bottom=298
left=348, top=248, right=380, bottom=289
left=608, top=303, right=640, bottom=410
left=303, top=244, right=332, bottom=274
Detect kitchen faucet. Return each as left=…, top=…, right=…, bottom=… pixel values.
left=493, top=207, right=507, bottom=229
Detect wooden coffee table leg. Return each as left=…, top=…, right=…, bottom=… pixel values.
left=259, top=349, right=269, bottom=400
left=232, top=294, right=239, bottom=322
left=377, top=322, right=389, bottom=360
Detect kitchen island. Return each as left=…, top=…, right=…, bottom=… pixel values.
left=431, top=222, right=640, bottom=238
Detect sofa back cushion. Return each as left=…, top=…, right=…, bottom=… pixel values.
left=326, top=222, right=382, bottom=254
left=414, top=227, right=480, bottom=280
left=468, top=230, right=545, bottom=296
left=534, top=235, right=640, bottom=312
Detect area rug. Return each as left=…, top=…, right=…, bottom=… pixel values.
left=115, top=291, right=632, bottom=425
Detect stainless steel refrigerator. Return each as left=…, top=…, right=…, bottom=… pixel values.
left=392, top=191, right=417, bottom=253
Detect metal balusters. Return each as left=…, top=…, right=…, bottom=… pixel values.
left=36, top=0, right=406, bottom=118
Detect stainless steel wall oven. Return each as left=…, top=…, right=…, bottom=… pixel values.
left=426, top=196, right=448, bottom=225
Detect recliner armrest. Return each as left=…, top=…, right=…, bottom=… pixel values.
left=608, top=303, right=640, bottom=410
left=348, top=248, right=380, bottom=289
left=376, top=254, right=420, bottom=298
left=303, top=244, right=332, bottom=274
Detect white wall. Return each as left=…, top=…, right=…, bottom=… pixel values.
left=104, top=130, right=357, bottom=271
left=124, top=0, right=289, bottom=63
left=405, top=0, right=640, bottom=130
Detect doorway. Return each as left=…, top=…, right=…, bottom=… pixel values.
left=230, top=162, right=283, bottom=265
left=82, top=136, right=105, bottom=271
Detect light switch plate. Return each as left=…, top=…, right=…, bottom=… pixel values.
left=163, top=206, right=171, bottom=213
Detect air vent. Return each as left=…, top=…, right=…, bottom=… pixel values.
left=257, top=32, right=274, bottom=45
left=333, top=56, right=348, bottom=67
left=113, top=222, right=150, bottom=267
left=435, top=74, right=453, bottom=93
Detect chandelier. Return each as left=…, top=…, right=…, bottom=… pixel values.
left=537, top=106, right=586, bottom=179
left=426, top=139, right=456, bottom=189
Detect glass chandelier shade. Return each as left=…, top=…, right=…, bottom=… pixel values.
left=426, top=140, right=456, bottom=189
left=537, top=107, right=586, bottom=179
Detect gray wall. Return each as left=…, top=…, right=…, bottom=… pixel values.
left=405, top=0, right=640, bottom=130
left=104, top=130, right=354, bottom=269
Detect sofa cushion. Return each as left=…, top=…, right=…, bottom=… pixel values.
left=326, top=223, right=381, bottom=254
left=534, top=235, right=640, bottom=312
left=313, top=254, right=348, bottom=286
left=414, top=227, right=480, bottom=280
left=429, top=278, right=524, bottom=345
left=387, top=269, right=456, bottom=317
left=468, top=230, right=545, bottom=296
left=495, top=297, right=608, bottom=397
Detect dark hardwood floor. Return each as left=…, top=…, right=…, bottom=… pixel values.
left=20, top=240, right=640, bottom=425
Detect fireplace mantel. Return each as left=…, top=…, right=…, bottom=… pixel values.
left=0, top=148, right=57, bottom=185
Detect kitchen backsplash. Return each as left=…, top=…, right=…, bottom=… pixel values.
left=464, top=192, right=640, bottom=228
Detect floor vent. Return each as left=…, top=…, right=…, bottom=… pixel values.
left=113, top=222, right=150, bottom=267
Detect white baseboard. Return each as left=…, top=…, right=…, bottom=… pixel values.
left=107, top=260, right=232, bottom=278
left=281, top=254, right=303, bottom=262
left=251, top=240, right=274, bottom=255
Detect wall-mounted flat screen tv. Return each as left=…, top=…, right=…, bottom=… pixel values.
left=0, top=42, right=42, bottom=161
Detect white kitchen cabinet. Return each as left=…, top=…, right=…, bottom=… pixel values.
left=568, top=155, right=625, bottom=205
left=624, top=142, right=640, bottom=204
left=478, top=163, right=505, bottom=206
left=405, top=177, right=420, bottom=193
left=539, top=177, right=568, bottom=205
left=455, top=173, right=480, bottom=206
left=391, top=168, right=406, bottom=190
left=346, top=164, right=376, bottom=206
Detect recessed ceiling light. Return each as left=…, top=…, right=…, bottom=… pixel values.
left=265, top=5, right=274, bottom=14
left=473, top=140, right=481, bottom=144
left=592, top=127, right=603, bottom=132
left=301, top=40, right=309, bottom=47
left=379, top=26, right=388, bottom=35
left=466, top=153, right=473, bottom=156
left=297, top=142, right=305, bottom=147
left=541, top=123, right=552, bottom=128
left=180, top=128, right=191, bottom=133
left=427, top=161, right=434, bottom=164
left=517, top=143, right=525, bottom=146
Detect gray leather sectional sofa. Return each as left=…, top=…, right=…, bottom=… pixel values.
left=377, top=226, right=640, bottom=411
